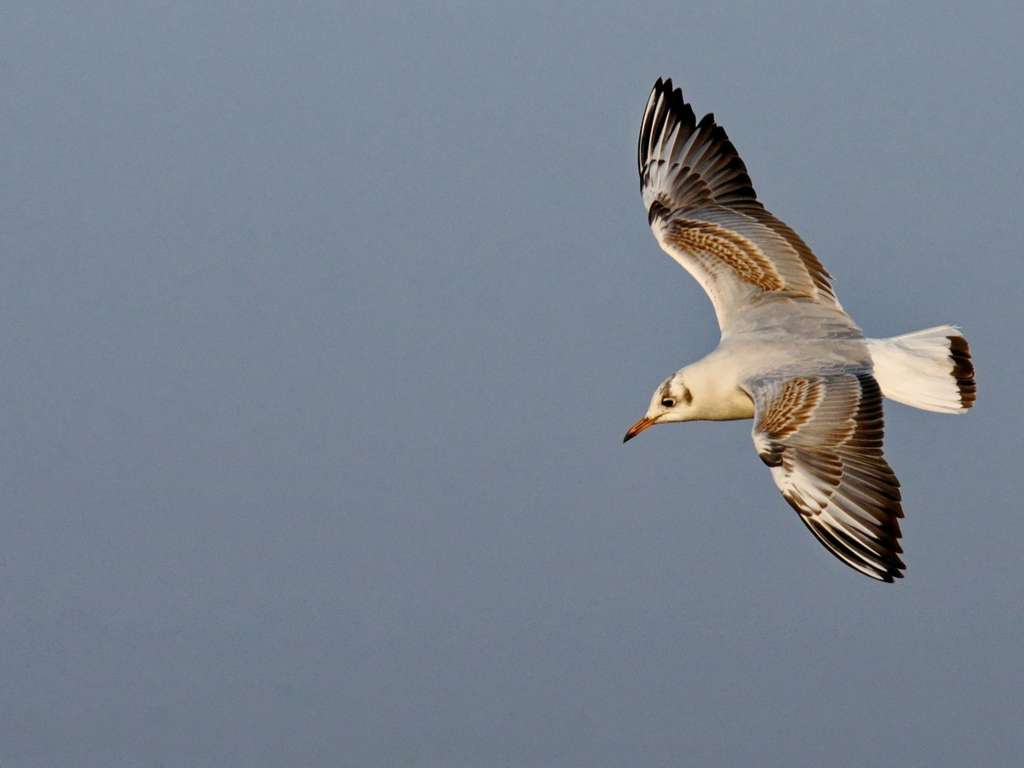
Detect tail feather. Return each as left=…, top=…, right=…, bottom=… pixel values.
left=948, top=335, right=977, bottom=409
left=867, top=325, right=976, bottom=414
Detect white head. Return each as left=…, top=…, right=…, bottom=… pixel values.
left=623, top=370, right=695, bottom=442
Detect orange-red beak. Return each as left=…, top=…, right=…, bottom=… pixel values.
left=623, top=416, right=655, bottom=443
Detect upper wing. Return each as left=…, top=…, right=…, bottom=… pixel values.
left=747, top=371, right=905, bottom=582
left=638, top=78, right=840, bottom=331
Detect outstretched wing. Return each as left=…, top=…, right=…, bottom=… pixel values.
left=747, top=371, right=905, bottom=582
left=639, top=78, right=840, bottom=331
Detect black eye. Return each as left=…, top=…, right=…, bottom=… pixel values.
left=661, top=397, right=676, bottom=408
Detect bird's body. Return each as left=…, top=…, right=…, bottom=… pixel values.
left=624, top=78, right=975, bottom=582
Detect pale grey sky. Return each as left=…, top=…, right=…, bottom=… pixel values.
left=2, top=2, right=1022, bottom=766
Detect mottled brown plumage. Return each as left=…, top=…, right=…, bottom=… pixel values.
left=751, top=374, right=905, bottom=582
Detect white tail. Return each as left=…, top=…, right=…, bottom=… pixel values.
left=867, top=325, right=976, bottom=414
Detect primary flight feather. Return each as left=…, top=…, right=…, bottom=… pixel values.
left=623, top=78, right=976, bottom=582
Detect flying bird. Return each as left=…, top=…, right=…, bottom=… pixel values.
left=623, top=78, right=975, bottom=582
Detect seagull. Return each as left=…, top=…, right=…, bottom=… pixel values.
left=623, top=78, right=976, bottom=582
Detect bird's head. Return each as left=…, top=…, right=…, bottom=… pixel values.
left=623, top=371, right=695, bottom=442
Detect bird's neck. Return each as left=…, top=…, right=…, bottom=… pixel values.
left=685, top=355, right=756, bottom=421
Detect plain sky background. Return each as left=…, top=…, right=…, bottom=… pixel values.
left=3, top=2, right=1022, bottom=766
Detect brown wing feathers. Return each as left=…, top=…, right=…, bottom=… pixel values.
left=755, top=374, right=905, bottom=582
left=639, top=78, right=838, bottom=308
